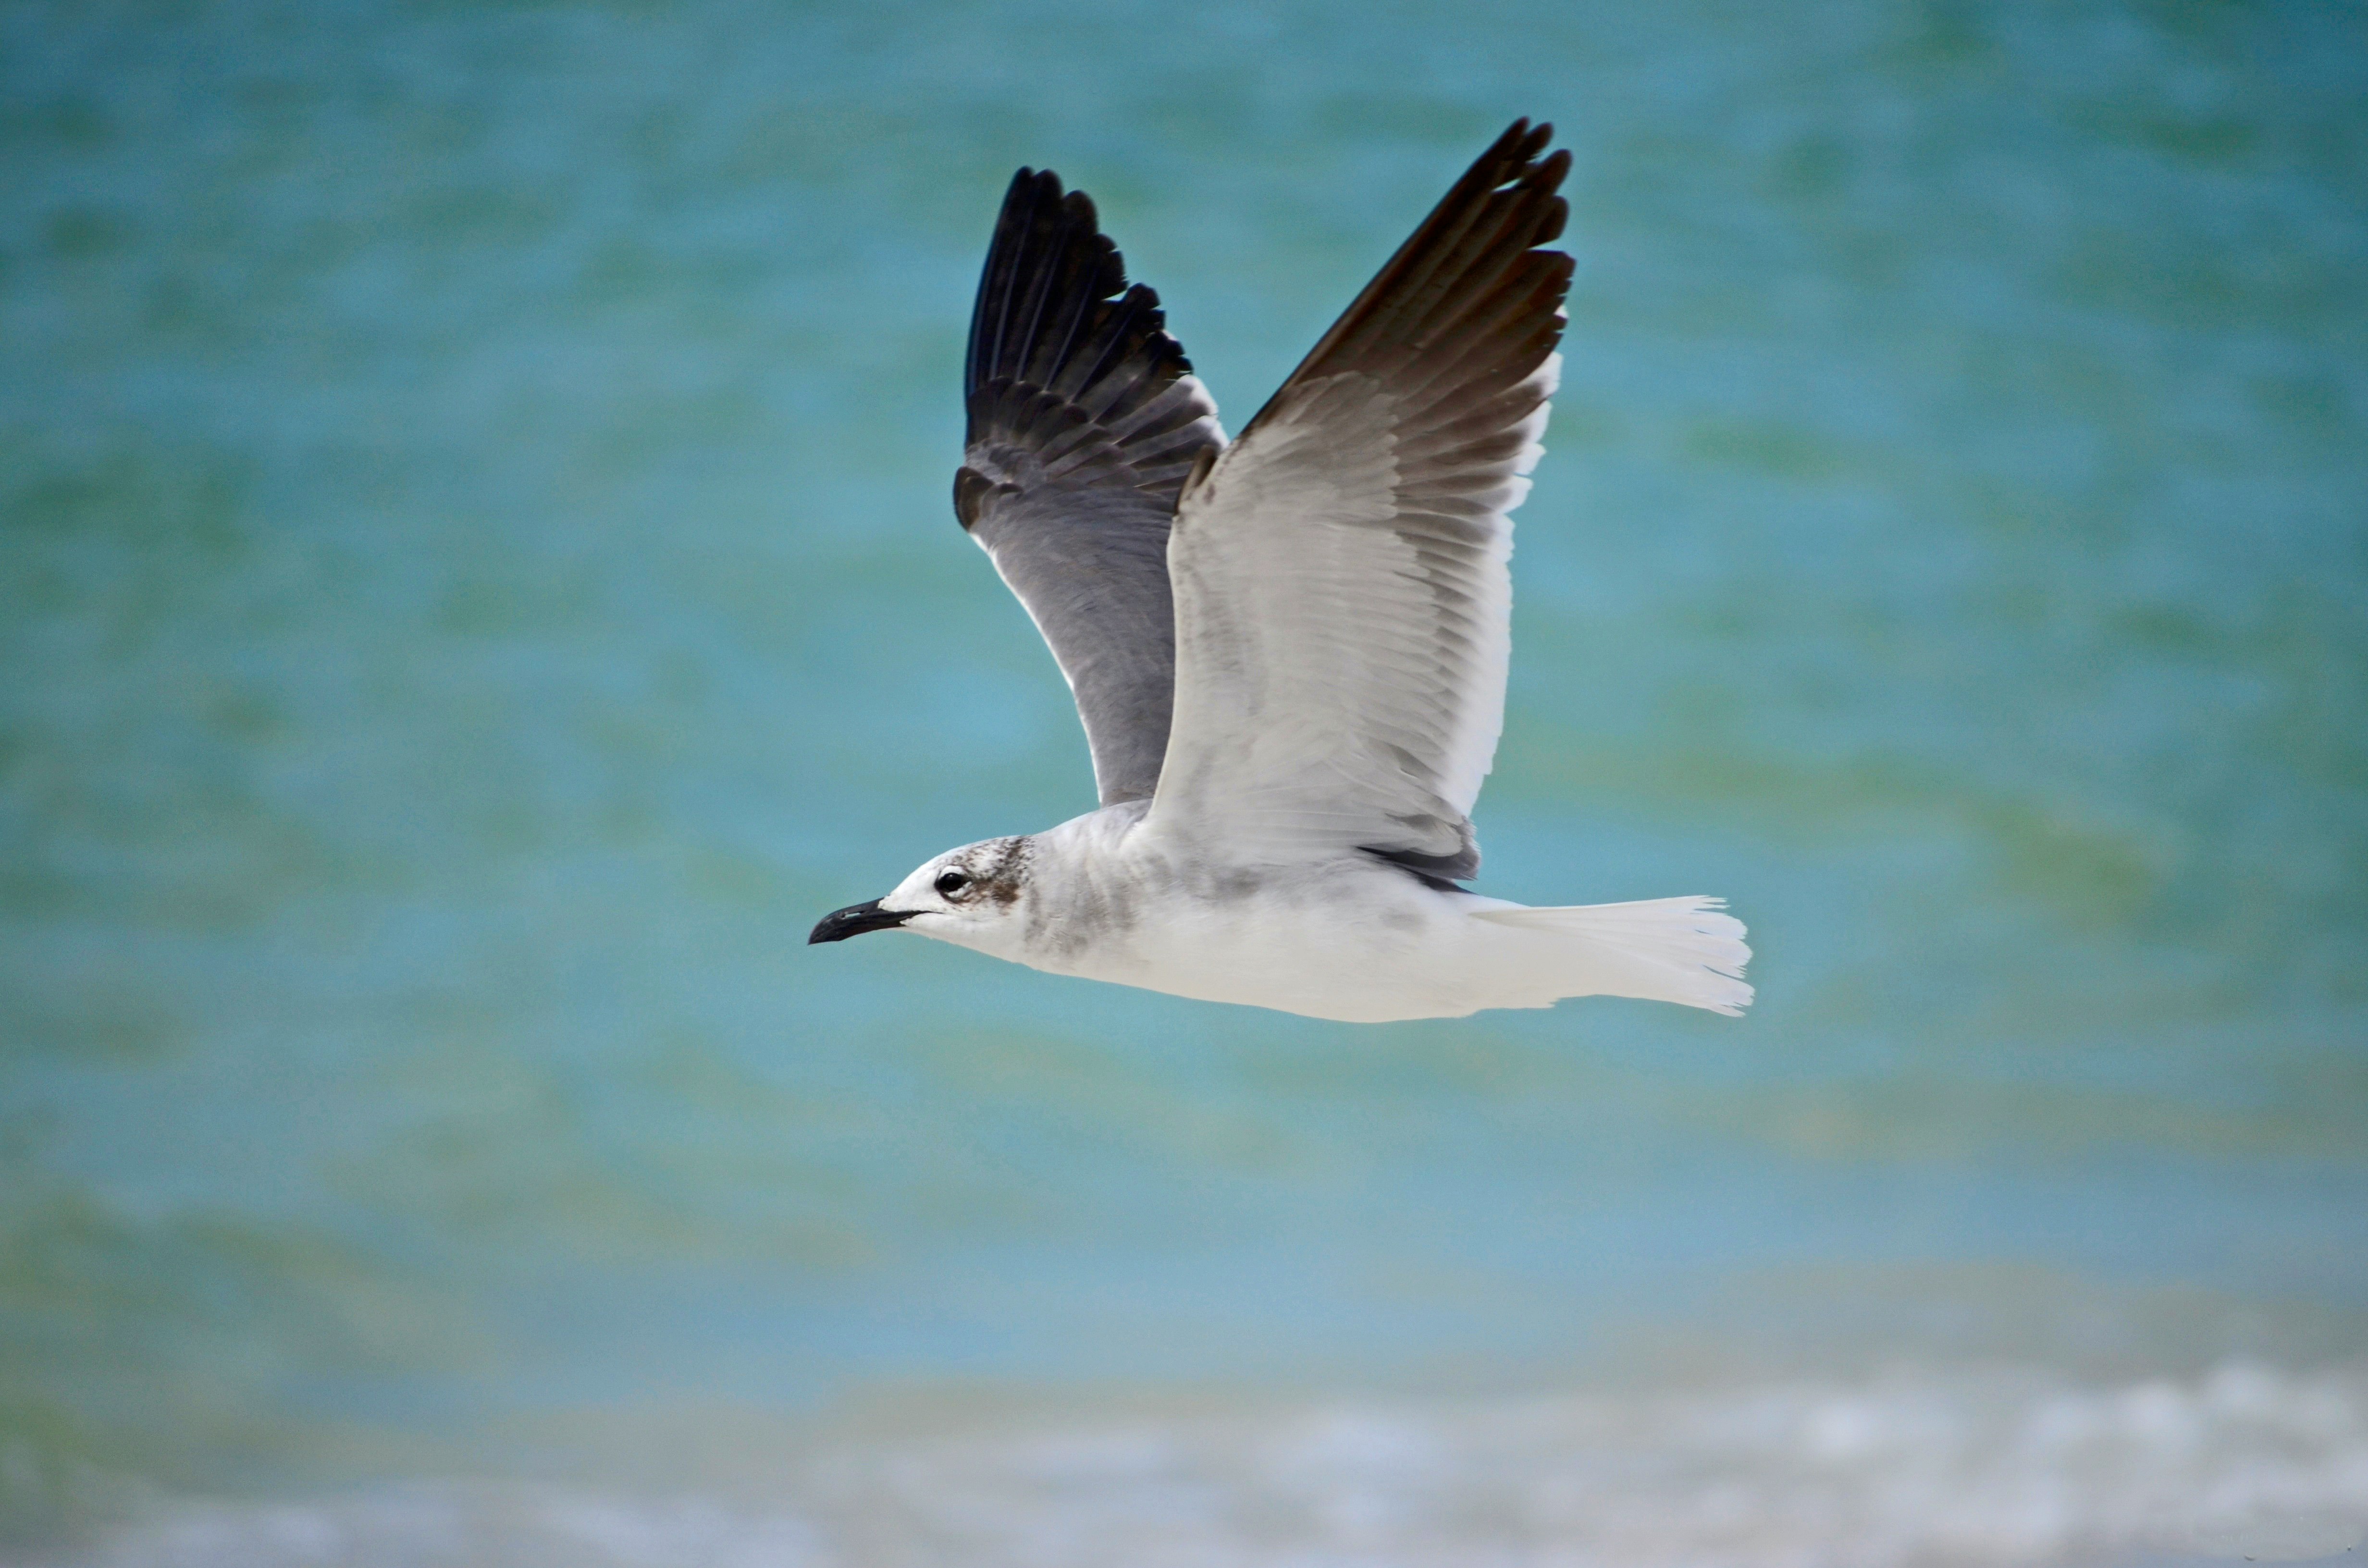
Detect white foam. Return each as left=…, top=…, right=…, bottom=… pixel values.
left=27, top=1362, right=2368, bottom=1568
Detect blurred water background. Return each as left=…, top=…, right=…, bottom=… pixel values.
left=4, top=0, right=2366, bottom=1562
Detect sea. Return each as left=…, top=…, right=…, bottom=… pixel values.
left=2, top=0, right=2365, bottom=1562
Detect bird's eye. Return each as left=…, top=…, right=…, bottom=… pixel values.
left=934, top=870, right=970, bottom=897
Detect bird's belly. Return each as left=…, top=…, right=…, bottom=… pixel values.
left=1048, top=871, right=1491, bottom=1022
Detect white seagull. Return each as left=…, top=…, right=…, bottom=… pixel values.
left=812, top=121, right=1751, bottom=1023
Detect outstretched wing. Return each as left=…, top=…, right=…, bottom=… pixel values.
left=1144, top=120, right=1572, bottom=881
left=957, top=169, right=1226, bottom=806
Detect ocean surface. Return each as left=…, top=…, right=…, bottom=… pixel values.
left=3, top=0, right=2365, bottom=1562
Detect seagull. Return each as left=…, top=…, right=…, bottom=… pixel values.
left=811, top=121, right=1751, bottom=1023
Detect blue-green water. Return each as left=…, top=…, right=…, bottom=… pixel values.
left=3, top=0, right=2366, bottom=1561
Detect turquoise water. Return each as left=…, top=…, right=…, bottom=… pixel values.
left=3, top=0, right=2366, bottom=1560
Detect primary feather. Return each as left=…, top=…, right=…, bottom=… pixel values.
left=1147, top=120, right=1573, bottom=881
left=957, top=170, right=1225, bottom=806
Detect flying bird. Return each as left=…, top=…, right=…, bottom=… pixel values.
left=811, top=121, right=1751, bottom=1022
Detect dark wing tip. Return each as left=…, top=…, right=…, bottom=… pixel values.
left=1240, top=117, right=1574, bottom=436
left=959, top=159, right=1218, bottom=514
left=1472, top=116, right=1542, bottom=164
left=966, top=164, right=1163, bottom=399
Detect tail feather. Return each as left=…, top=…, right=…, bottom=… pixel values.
left=1471, top=896, right=1753, bottom=1017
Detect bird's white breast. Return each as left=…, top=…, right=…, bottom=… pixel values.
left=1004, top=808, right=1502, bottom=1022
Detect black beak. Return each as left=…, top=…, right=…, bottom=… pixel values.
left=808, top=898, right=914, bottom=944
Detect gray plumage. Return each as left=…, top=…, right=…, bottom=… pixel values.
left=1151, top=120, right=1573, bottom=884
left=956, top=169, right=1225, bottom=807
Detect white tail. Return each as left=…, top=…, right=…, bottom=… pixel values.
left=1471, top=896, right=1753, bottom=1016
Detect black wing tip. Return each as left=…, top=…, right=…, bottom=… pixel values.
left=1000, top=166, right=1104, bottom=239
left=963, top=157, right=1209, bottom=461
left=1483, top=116, right=1553, bottom=166
left=1488, top=117, right=1557, bottom=167
left=1002, top=164, right=1064, bottom=203
left=1236, top=118, right=1574, bottom=437
left=1484, top=120, right=1571, bottom=222
left=1457, top=120, right=1570, bottom=241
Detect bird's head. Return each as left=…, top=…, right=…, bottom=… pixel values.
left=808, top=835, right=1032, bottom=956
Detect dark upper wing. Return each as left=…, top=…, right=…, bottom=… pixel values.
left=956, top=168, right=1226, bottom=807
left=1145, top=120, right=1572, bottom=879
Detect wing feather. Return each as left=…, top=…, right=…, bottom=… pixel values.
left=958, top=169, right=1225, bottom=806
left=1145, top=121, right=1572, bottom=879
